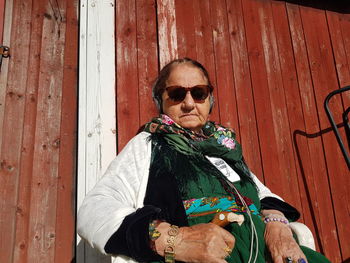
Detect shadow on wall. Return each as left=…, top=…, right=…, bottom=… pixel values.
left=293, top=122, right=346, bottom=255
left=75, top=240, right=111, bottom=263
left=277, top=0, right=350, bottom=13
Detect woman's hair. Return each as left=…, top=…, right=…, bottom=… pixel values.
left=152, top=57, right=214, bottom=113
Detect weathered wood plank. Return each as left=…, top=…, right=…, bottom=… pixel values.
left=26, top=1, right=66, bottom=261
left=77, top=0, right=115, bottom=262
left=300, top=5, right=345, bottom=262
left=157, top=0, right=178, bottom=68
left=256, top=0, right=301, bottom=204
left=268, top=0, right=303, bottom=209
left=226, top=0, right=263, bottom=177
left=0, top=0, right=13, bottom=157
left=242, top=0, right=283, bottom=184
left=209, top=0, right=238, bottom=131
left=12, top=1, right=45, bottom=262
left=0, top=0, right=33, bottom=261
left=54, top=0, right=78, bottom=261
left=329, top=11, right=350, bottom=111
left=116, top=0, right=139, bottom=151
left=192, top=0, right=220, bottom=121
left=0, top=0, right=5, bottom=41
left=270, top=0, right=318, bottom=247
left=175, top=0, right=196, bottom=58
left=136, top=0, right=159, bottom=125
left=326, top=9, right=350, bottom=261
left=285, top=5, right=329, bottom=252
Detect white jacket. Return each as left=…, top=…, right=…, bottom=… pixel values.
left=77, top=131, right=282, bottom=263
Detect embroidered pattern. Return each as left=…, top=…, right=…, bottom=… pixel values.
left=183, top=196, right=258, bottom=218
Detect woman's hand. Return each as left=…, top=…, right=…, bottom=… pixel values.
left=264, top=222, right=307, bottom=263
left=155, top=222, right=235, bottom=263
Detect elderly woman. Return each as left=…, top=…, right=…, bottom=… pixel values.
left=78, top=58, right=329, bottom=263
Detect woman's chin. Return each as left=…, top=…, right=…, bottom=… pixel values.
left=180, top=121, right=203, bottom=132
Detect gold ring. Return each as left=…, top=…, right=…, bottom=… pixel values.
left=223, top=246, right=232, bottom=254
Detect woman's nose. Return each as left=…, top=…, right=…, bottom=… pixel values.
left=181, top=91, right=195, bottom=110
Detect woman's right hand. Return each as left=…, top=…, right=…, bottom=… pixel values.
left=155, top=222, right=235, bottom=263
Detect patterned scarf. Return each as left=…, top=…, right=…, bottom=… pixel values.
left=144, top=114, right=252, bottom=182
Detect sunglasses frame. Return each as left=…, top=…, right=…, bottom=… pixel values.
left=165, top=85, right=211, bottom=102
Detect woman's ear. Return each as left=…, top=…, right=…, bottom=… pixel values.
left=154, top=96, right=163, bottom=114
left=209, top=94, right=215, bottom=113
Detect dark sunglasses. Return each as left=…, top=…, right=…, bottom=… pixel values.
left=165, top=85, right=211, bottom=102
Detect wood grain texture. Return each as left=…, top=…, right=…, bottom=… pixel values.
left=226, top=0, right=263, bottom=177
left=300, top=5, right=345, bottom=262
left=0, top=0, right=33, bottom=261
left=136, top=0, right=159, bottom=125
left=242, top=0, right=283, bottom=184
left=192, top=0, right=220, bottom=122
left=116, top=0, right=139, bottom=151
left=157, top=0, right=178, bottom=68
left=0, top=0, right=78, bottom=262
left=0, top=0, right=4, bottom=42
left=209, top=0, right=238, bottom=131
left=54, top=0, right=78, bottom=260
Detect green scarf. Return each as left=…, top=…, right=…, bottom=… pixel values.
left=144, top=114, right=252, bottom=182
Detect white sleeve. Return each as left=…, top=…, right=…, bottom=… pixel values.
left=251, top=172, right=284, bottom=201
left=77, top=132, right=152, bottom=254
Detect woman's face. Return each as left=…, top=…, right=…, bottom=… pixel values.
left=161, top=63, right=211, bottom=132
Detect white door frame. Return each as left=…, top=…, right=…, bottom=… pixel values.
left=77, top=0, right=116, bottom=262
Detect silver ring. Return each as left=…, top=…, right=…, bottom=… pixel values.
left=285, top=257, right=293, bottom=263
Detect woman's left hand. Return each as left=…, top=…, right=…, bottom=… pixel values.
left=264, top=221, right=308, bottom=263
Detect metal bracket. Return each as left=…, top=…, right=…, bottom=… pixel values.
left=0, top=45, right=10, bottom=72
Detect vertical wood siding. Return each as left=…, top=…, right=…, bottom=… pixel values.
left=0, top=0, right=78, bottom=262
left=115, top=1, right=350, bottom=262
left=0, top=0, right=5, bottom=42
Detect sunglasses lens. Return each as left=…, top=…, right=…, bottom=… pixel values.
left=191, top=86, right=209, bottom=100
left=166, top=85, right=210, bottom=102
left=167, top=87, right=187, bottom=102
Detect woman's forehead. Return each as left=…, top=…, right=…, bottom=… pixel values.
left=166, top=63, right=208, bottom=85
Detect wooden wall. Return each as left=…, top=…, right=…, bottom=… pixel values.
left=1, top=0, right=349, bottom=262
left=116, top=0, right=350, bottom=262
left=0, top=0, right=78, bottom=262
left=0, top=0, right=5, bottom=42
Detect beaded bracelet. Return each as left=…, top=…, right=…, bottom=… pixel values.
left=149, top=219, right=163, bottom=252
left=263, top=213, right=289, bottom=225
left=164, top=225, right=180, bottom=263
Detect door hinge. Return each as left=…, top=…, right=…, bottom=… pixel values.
left=0, top=46, right=10, bottom=72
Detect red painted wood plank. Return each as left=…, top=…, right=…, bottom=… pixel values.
left=54, top=0, right=78, bottom=261
left=269, top=0, right=305, bottom=211
left=26, top=0, right=67, bottom=261
left=327, top=11, right=350, bottom=89
left=247, top=1, right=303, bottom=217
left=270, top=3, right=335, bottom=255
left=336, top=12, right=350, bottom=108
left=0, top=0, right=33, bottom=261
left=300, top=5, right=345, bottom=262
left=226, top=0, right=263, bottom=177
left=0, top=0, right=4, bottom=42
left=209, top=0, right=238, bottom=132
left=136, top=0, right=159, bottom=125
left=157, top=0, right=178, bottom=68
left=324, top=9, right=350, bottom=262
left=116, top=0, right=139, bottom=151
left=286, top=4, right=338, bottom=257
left=242, top=0, right=284, bottom=185
left=174, top=0, right=197, bottom=58
left=12, top=1, right=45, bottom=262
left=192, top=0, right=220, bottom=123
